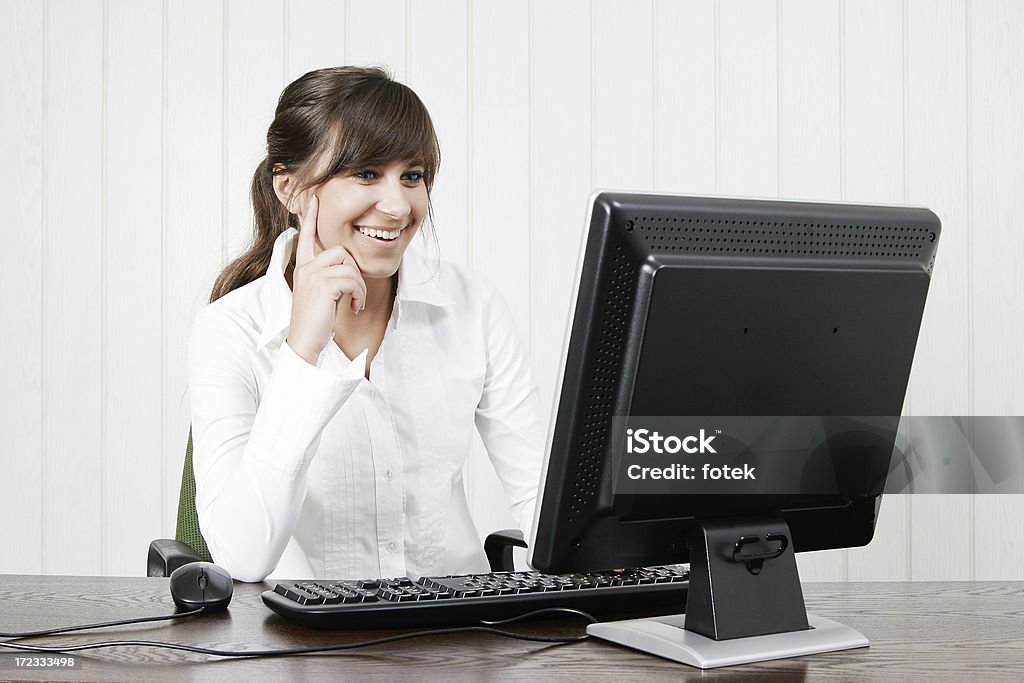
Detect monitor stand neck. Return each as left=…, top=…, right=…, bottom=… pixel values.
left=685, top=515, right=809, bottom=639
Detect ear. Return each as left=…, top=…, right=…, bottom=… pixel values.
left=271, top=164, right=301, bottom=214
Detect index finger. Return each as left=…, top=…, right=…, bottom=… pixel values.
left=295, top=194, right=319, bottom=265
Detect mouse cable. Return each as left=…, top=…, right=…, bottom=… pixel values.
left=0, top=608, right=204, bottom=639
left=0, top=607, right=597, bottom=657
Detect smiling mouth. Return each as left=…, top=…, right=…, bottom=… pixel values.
left=355, top=226, right=403, bottom=242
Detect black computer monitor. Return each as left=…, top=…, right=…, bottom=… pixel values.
left=527, top=192, right=940, bottom=668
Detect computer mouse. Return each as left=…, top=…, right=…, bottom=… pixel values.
left=168, top=562, right=234, bottom=611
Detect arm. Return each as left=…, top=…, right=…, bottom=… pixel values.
left=473, top=284, right=546, bottom=542
left=187, top=307, right=365, bottom=581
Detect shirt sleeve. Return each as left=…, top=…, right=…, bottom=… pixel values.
left=473, top=283, right=546, bottom=542
left=187, top=306, right=366, bottom=582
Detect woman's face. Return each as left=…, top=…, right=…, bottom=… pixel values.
left=304, top=159, right=429, bottom=280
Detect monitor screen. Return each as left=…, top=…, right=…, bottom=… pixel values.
left=527, top=192, right=940, bottom=668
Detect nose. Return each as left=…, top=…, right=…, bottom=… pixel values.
left=375, top=177, right=411, bottom=221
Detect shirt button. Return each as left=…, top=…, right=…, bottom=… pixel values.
left=387, top=541, right=397, bottom=553
left=385, top=469, right=394, bottom=482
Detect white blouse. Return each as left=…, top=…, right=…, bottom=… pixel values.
left=187, top=228, right=544, bottom=582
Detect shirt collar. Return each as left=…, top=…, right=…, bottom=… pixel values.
left=256, top=228, right=455, bottom=350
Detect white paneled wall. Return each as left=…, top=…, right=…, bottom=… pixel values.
left=1, top=0, right=43, bottom=575
left=1, top=0, right=1022, bottom=580
left=969, top=0, right=1024, bottom=580
left=905, top=0, right=971, bottom=581
left=43, top=0, right=103, bottom=576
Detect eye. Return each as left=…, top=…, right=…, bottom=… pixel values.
left=402, top=171, right=425, bottom=185
left=352, top=169, right=378, bottom=181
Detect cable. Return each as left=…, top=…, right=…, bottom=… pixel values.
left=0, top=609, right=204, bottom=639
left=479, top=606, right=595, bottom=628
left=0, top=607, right=597, bottom=658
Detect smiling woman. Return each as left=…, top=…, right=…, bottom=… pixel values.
left=187, top=67, right=544, bottom=583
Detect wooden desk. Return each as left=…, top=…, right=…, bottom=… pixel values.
left=1, top=575, right=1023, bottom=681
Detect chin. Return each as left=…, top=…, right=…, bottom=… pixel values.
left=361, top=265, right=402, bottom=280
left=352, top=252, right=404, bottom=280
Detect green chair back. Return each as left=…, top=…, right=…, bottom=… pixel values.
left=175, top=429, right=213, bottom=563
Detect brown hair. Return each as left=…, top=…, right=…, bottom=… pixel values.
left=209, top=66, right=441, bottom=302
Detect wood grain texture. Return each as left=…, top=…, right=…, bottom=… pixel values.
left=779, top=0, right=841, bottom=202
left=0, top=0, right=44, bottom=574
left=103, top=0, right=164, bottom=577
left=904, top=0, right=972, bottom=581
left=592, top=0, right=654, bottom=192
left=653, top=0, right=716, bottom=195
left=284, top=0, right=346, bottom=84
left=970, top=0, right=1024, bottom=580
left=42, top=0, right=104, bottom=576
left=843, top=0, right=904, bottom=204
left=717, top=0, right=777, bottom=197
left=1, top=576, right=1024, bottom=681
left=347, top=0, right=406, bottom=79
left=469, top=1, right=531, bottom=342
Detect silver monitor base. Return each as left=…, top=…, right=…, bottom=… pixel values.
left=587, top=613, right=868, bottom=669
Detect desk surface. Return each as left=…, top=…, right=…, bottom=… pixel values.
left=1, top=575, right=1023, bottom=681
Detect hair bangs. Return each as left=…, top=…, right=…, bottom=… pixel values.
left=314, top=79, right=440, bottom=189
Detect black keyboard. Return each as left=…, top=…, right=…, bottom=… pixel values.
left=262, top=565, right=689, bottom=629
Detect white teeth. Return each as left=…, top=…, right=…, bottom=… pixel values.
left=357, top=226, right=401, bottom=241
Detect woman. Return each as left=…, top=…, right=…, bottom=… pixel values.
left=187, top=67, right=544, bottom=583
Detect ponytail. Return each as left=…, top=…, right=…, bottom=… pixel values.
left=208, top=158, right=293, bottom=303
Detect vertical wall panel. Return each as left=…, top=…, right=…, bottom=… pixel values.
left=285, top=0, right=346, bottom=84
left=843, top=0, right=910, bottom=582
left=224, top=0, right=285, bottom=261
left=103, top=0, right=163, bottom=576
left=462, top=2, right=533, bottom=540
left=906, top=0, right=972, bottom=581
left=530, top=0, right=592, bottom=417
left=970, top=0, right=1024, bottom=580
left=653, top=0, right=716, bottom=194
left=469, top=3, right=531, bottom=341
left=843, top=1, right=904, bottom=204
left=165, top=0, right=224, bottom=539
left=779, top=0, right=840, bottom=202
left=779, top=0, right=845, bottom=582
left=43, top=0, right=104, bottom=575
left=592, top=0, right=654, bottom=191
left=407, top=0, right=469, bottom=265
left=717, top=0, right=777, bottom=197
left=348, top=0, right=406, bottom=79
left=0, top=0, right=44, bottom=574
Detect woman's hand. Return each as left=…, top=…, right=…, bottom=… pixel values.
left=286, top=195, right=366, bottom=365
